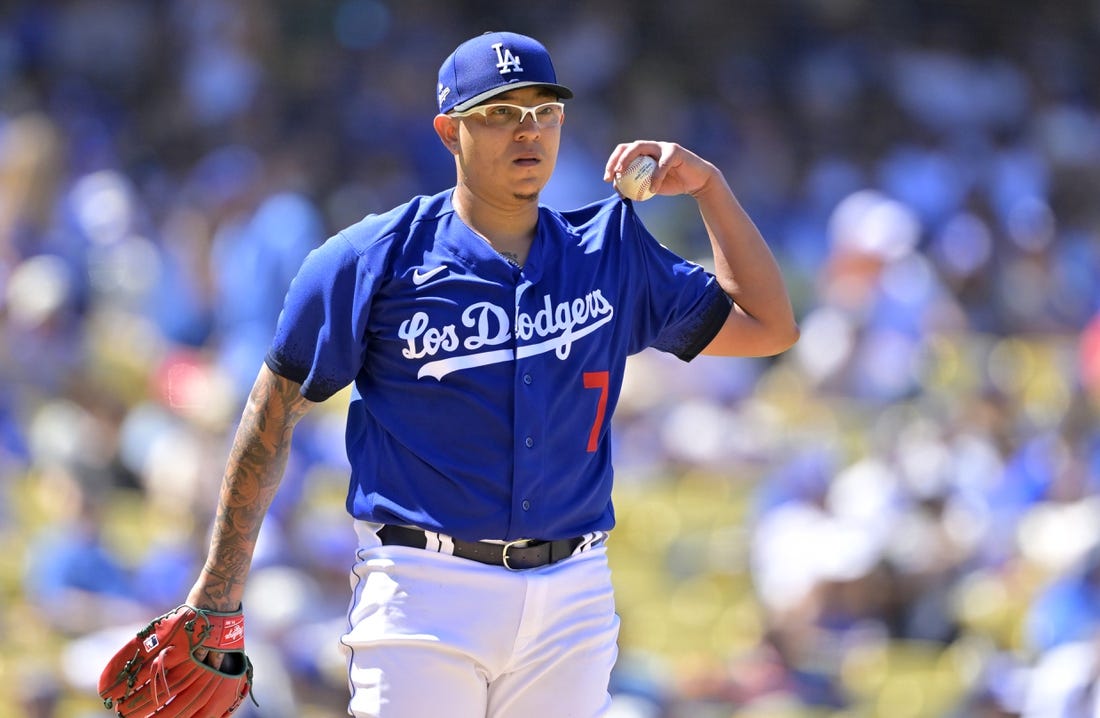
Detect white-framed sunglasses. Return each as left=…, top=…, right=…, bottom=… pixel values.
left=449, top=101, right=565, bottom=129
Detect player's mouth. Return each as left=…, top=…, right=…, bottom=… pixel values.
left=513, top=154, right=541, bottom=166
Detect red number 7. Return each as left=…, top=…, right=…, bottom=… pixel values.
left=583, top=371, right=609, bottom=453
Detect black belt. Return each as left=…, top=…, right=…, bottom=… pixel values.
left=377, top=525, right=586, bottom=570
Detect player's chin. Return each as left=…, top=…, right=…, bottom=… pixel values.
left=511, top=178, right=548, bottom=203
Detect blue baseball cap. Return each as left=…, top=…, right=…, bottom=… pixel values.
left=437, top=31, right=573, bottom=114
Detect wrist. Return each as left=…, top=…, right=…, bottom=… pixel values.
left=188, top=564, right=246, bottom=611
left=687, top=163, right=724, bottom=199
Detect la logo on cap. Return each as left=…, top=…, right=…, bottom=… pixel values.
left=492, top=42, right=523, bottom=75
left=436, top=32, right=572, bottom=114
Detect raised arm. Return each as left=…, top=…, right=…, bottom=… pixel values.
left=606, top=141, right=799, bottom=358
left=187, top=363, right=315, bottom=612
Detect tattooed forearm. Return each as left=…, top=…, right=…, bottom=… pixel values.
left=193, top=365, right=314, bottom=609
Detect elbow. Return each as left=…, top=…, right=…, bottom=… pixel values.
left=765, top=320, right=800, bottom=357
left=702, top=318, right=800, bottom=358
left=783, top=321, right=801, bottom=351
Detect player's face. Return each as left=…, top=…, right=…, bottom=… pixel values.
left=451, top=87, right=563, bottom=204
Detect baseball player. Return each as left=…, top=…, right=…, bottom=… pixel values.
left=185, top=31, right=798, bottom=717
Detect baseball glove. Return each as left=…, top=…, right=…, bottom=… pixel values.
left=98, top=604, right=255, bottom=718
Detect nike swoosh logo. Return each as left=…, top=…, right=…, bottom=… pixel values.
left=412, top=265, right=448, bottom=286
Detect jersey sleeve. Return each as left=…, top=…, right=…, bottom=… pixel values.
left=620, top=202, right=732, bottom=361
left=650, top=281, right=731, bottom=360
left=265, top=232, right=378, bottom=402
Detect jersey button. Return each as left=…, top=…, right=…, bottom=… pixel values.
left=522, top=500, right=531, bottom=511
left=524, top=436, right=534, bottom=448
left=522, top=373, right=533, bottom=385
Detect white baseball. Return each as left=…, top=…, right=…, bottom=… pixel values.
left=614, top=155, right=658, bottom=202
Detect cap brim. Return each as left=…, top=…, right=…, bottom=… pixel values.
left=450, top=81, right=574, bottom=113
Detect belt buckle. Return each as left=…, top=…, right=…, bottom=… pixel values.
left=501, top=539, right=535, bottom=571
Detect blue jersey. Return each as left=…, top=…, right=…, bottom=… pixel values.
left=265, top=190, right=731, bottom=541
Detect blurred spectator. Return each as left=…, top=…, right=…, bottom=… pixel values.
left=21, top=477, right=145, bottom=635
left=1026, top=545, right=1100, bottom=656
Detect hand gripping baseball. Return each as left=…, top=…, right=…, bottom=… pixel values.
left=98, top=604, right=256, bottom=718
left=604, top=141, right=719, bottom=200
left=613, top=155, right=658, bottom=201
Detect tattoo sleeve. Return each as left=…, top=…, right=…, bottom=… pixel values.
left=194, top=365, right=314, bottom=609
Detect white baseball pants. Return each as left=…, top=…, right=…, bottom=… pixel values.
left=341, top=521, right=620, bottom=718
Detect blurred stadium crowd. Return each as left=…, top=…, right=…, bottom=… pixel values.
left=2, top=0, right=1100, bottom=716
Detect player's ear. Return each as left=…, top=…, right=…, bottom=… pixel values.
left=433, top=114, right=460, bottom=155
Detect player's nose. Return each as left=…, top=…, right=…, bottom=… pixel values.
left=514, top=114, right=541, bottom=137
